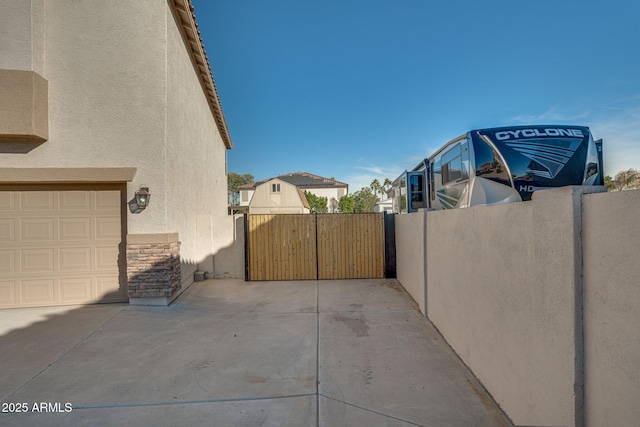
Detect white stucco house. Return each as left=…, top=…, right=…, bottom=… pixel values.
left=373, top=199, right=393, bottom=213
left=0, top=0, right=234, bottom=308
left=239, top=172, right=349, bottom=213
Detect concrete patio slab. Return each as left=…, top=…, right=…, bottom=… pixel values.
left=172, top=279, right=317, bottom=314
left=319, top=278, right=419, bottom=313
left=0, top=304, right=125, bottom=400
left=0, top=395, right=317, bottom=427
left=320, top=395, right=423, bottom=427
left=7, top=308, right=317, bottom=406
left=0, top=278, right=512, bottom=426
left=319, top=309, right=508, bottom=426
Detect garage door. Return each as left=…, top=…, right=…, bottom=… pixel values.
left=0, top=186, right=128, bottom=308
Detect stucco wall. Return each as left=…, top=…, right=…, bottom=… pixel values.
left=206, top=214, right=245, bottom=280
left=0, top=0, right=168, bottom=231
left=394, top=211, right=426, bottom=314
left=0, top=69, right=48, bottom=141
left=165, top=3, right=228, bottom=277
left=582, top=189, right=640, bottom=426
left=0, top=0, right=44, bottom=73
left=427, top=199, right=563, bottom=426
left=393, top=185, right=640, bottom=426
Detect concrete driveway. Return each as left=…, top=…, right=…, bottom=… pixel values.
left=0, top=279, right=512, bottom=426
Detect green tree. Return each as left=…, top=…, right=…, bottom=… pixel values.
left=352, top=187, right=380, bottom=213
left=228, top=172, right=254, bottom=205
left=606, top=168, right=640, bottom=191
left=370, top=178, right=392, bottom=200
left=304, top=191, right=328, bottom=213
left=338, top=195, right=355, bottom=213
left=604, top=175, right=613, bottom=190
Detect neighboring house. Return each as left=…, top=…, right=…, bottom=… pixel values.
left=239, top=172, right=348, bottom=213
left=374, top=199, right=393, bottom=214
left=0, top=0, right=233, bottom=308
left=249, top=179, right=310, bottom=214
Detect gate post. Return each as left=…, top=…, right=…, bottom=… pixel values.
left=384, top=212, right=396, bottom=278
left=244, top=213, right=249, bottom=281
left=315, top=213, right=319, bottom=280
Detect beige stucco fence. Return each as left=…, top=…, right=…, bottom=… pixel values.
left=395, top=186, right=640, bottom=427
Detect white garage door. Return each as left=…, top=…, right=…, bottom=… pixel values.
left=0, top=186, right=128, bottom=308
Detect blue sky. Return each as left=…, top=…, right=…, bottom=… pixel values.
left=192, top=0, right=640, bottom=191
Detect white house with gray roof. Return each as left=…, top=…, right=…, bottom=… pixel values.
left=238, top=172, right=349, bottom=213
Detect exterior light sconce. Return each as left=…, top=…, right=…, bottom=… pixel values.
left=129, top=185, right=151, bottom=213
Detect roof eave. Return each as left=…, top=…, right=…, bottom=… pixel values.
left=170, top=0, right=233, bottom=149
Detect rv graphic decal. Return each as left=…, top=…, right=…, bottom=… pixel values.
left=494, top=128, right=584, bottom=140
left=505, top=138, right=582, bottom=179
left=436, top=189, right=458, bottom=209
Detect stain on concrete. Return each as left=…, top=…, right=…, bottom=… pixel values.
left=380, top=280, right=404, bottom=293
left=466, top=377, right=512, bottom=426
left=362, top=365, right=373, bottom=386
left=333, top=314, right=370, bottom=337
left=244, top=374, right=269, bottom=384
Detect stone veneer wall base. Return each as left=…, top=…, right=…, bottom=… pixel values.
left=126, top=233, right=181, bottom=305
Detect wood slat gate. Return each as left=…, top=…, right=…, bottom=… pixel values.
left=246, top=213, right=385, bottom=281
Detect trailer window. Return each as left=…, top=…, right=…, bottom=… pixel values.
left=474, top=139, right=511, bottom=187
left=441, top=144, right=468, bottom=185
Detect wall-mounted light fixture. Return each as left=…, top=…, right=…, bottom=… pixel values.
left=129, top=185, right=151, bottom=213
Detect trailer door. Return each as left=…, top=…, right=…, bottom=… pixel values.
left=406, top=171, right=426, bottom=213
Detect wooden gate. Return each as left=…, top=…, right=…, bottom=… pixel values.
left=316, top=214, right=384, bottom=279
left=246, top=214, right=317, bottom=281
left=246, top=213, right=385, bottom=281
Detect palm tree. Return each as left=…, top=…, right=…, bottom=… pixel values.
left=370, top=179, right=383, bottom=200
left=383, top=178, right=392, bottom=200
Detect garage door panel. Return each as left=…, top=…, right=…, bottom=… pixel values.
left=60, top=191, right=92, bottom=210
left=95, top=217, right=120, bottom=240
left=97, top=276, right=124, bottom=301
left=21, top=248, right=55, bottom=272
left=0, top=192, right=15, bottom=210
left=0, top=281, right=16, bottom=306
left=21, top=279, right=55, bottom=304
left=95, top=246, right=118, bottom=270
left=60, top=247, right=92, bottom=271
left=0, top=187, right=127, bottom=308
left=0, top=219, right=15, bottom=241
left=21, top=191, right=55, bottom=211
left=59, top=217, right=91, bottom=241
left=0, top=250, right=15, bottom=273
left=21, top=218, right=55, bottom=242
left=60, top=277, right=93, bottom=301
left=96, top=191, right=120, bottom=210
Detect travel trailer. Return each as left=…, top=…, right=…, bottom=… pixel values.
left=390, top=125, right=604, bottom=212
